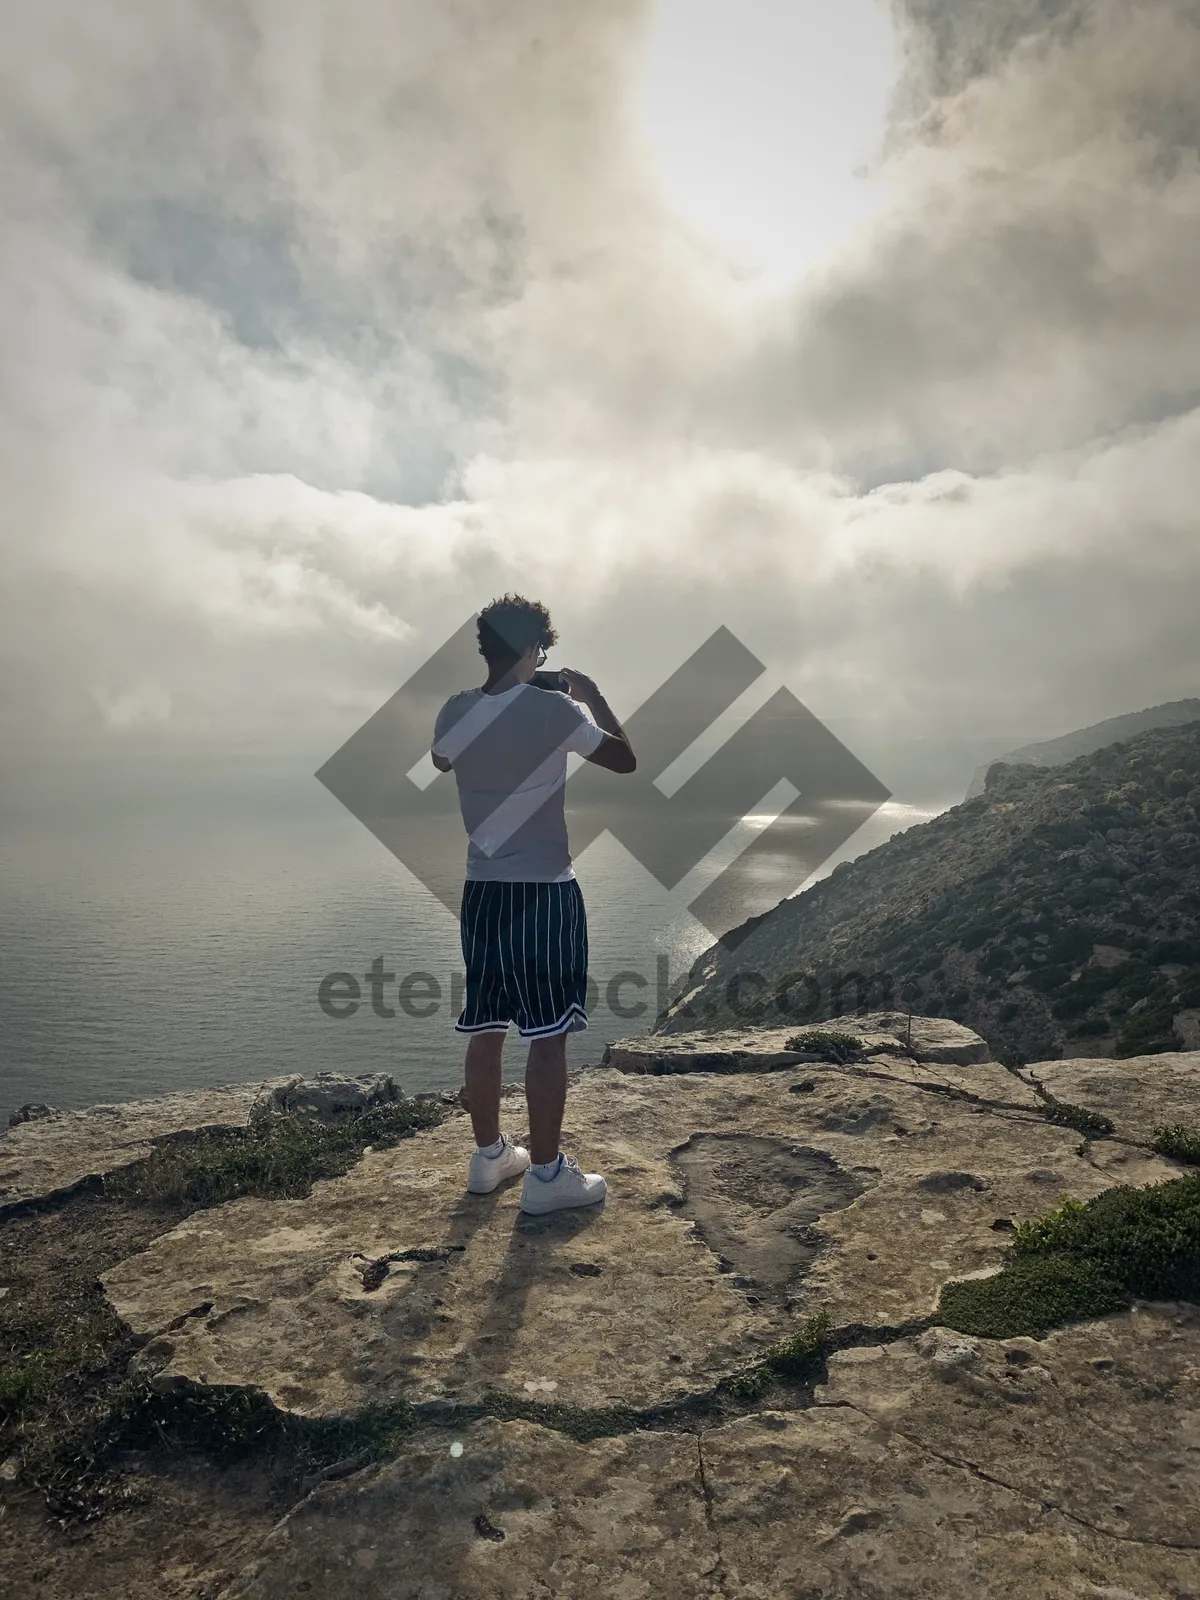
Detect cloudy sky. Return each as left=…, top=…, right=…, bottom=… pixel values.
left=3, top=0, right=1199, bottom=798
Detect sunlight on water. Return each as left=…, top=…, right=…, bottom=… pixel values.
left=0, top=785, right=956, bottom=1111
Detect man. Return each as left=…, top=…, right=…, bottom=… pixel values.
left=430, top=594, right=636, bottom=1213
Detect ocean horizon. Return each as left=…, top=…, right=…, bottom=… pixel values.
left=0, top=753, right=955, bottom=1115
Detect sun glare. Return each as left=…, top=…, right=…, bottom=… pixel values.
left=636, top=0, right=898, bottom=286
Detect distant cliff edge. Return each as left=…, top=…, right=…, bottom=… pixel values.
left=965, top=699, right=1200, bottom=800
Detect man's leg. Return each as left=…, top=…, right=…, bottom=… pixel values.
left=463, top=1030, right=505, bottom=1148
left=525, top=1032, right=567, bottom=1166
left=514, top=884, right=605, bottom=1210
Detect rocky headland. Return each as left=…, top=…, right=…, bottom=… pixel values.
left=2, top=1019, right=1200, bottom=1599
left=661, top=722, right=1200, bottom=1066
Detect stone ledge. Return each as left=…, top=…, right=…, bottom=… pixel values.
left=0, top=1075, right=416, bottom=1213
left=605, top=1013, right=993, bottom=1074
left=0, top=1083, right=273, bottom=1214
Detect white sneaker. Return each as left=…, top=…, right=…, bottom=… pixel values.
left=467, top=1135, right=531, bottom=1195
left=519, top=1154, right=607, bottom=1214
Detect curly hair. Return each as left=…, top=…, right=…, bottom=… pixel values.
left=477, top=593, right=557, bottom=666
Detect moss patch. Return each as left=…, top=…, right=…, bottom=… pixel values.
left=12, top=1368, right=422, bottom=1529
left=480, top=1391, right=646, bottom=1442
left=938, top=1172, right=1200, bottom=1339
left=104, top=1100, right=445, bottom=1208
left=103, top=1381, right=415, bottom=1479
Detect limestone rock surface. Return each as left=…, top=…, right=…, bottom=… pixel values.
left=222, top=1421, right=716, bottom=1600
left=249, top=1072, right=403, bottom=1123
left=846, top=1011, right=994, bottom=1065
left=0, top=1075, right=420, bottom=1213
left=707, top=1307, right=1200, bottom=1598
left=818, top=1302, right=1200, bottom=1550
left=7, top=1103, right=61, bottom=1126
left=222, top=1305, right=1200, bottom=1599
left=102, top=1050, right=1179, bottom=1417
left=1023, top=1050, right=1200, bottom=1142
left=16, top=1031, right=1196, bottom=1599
left=0, top=1083, right=275, bottom=1212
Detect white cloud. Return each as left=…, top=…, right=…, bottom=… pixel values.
left=1, top=0, right=1199, bottom=771
left=91, top=681, right=174, bottom=730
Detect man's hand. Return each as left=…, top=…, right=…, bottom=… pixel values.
left=559, top=669, right=636, bottom=774
left=558, top=668, right=598, bottom=705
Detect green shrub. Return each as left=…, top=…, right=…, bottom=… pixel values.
left=786, top=1031, right=865, bottom=1064
left=1014, top=1176, right=1200, bottom=1299
left=0, top=1352, right=52, bottom=1417
left=938, top=1255, right=1129, bottom=1339
left=1047, top=928, right=1095, bottom=965
left=0, top=1295, right=120, bottom=1427
left=765, top=1311, right=832, bottom=1383
left=719, top=1311, right=832, bottom=1401
left=1070, top=967, right=1123, bottom=1002
left=1115, top=962, right=1155, bottom=995
left=1040, top=1098, right=1115, bottom=1138
left=1152, top=938, right=1198, bottom=964
left=1026, top=966, right=1073, bottom=995
left=726, top=1366, right=772, bottom=1402
left=1115, top=1009, right=1183, bottom=1058
left=939, top=1171, right=1200, bottom=1338
left=1052, top=989, right=1101, bottom=1021
left=1069, top=886, right=1112, bottom=909
left=1151, top=1125, right=1200, bottom=1166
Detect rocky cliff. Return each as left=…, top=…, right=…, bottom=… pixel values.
left=964, top=698, right=1200, bottom=799
left=659, top=723, right=1200, bottom=1065
left=2, top=1036, right=1200, bottom=1598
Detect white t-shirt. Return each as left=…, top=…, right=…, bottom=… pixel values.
left=431, top=683, right=605, bottom=881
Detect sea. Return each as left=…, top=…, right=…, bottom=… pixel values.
left=0, top=750, right=961, bottom=1114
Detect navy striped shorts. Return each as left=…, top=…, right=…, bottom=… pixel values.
left=455, top=879, right=589, bottom=1038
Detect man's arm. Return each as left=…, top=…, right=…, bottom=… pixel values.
left=430, top=699, right=453, bottom=771
left=559, top=670, right=636, bottom=774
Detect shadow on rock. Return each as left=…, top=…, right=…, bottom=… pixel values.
left=446, top=1198, right=607, bottom=1395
